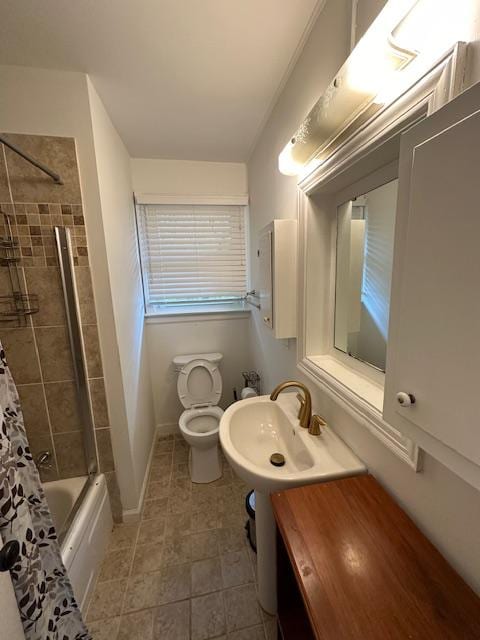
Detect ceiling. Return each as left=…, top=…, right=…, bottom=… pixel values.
left=0, top=0, right=321, bottom=161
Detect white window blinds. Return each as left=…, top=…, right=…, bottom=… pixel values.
left=137, top=203, right=247, bottom=306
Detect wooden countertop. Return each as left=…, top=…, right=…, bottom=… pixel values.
left=271, top=475, right=480, bottom=640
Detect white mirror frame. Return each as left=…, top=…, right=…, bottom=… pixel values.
left=296, top=43, right=467, bottom=470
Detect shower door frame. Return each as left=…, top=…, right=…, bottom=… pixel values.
left=54, top=226, right=98, bottom=539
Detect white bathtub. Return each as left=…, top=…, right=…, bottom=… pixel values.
left=43, top=474, right=112, bottom=610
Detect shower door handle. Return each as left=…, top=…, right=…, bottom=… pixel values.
left=0, top=540, right=20, bottom=572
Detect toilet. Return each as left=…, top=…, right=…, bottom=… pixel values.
left=173, top=352, right=224, bottom=483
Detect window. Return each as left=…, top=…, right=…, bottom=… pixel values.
left=136, top=203, right=247, bottom=311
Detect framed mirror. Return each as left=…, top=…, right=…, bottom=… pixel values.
left=334, top=178, right=398, bottom=372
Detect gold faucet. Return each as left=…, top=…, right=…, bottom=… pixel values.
left=270, top=381, right=312, bottom=429
left=270, top=381, right=326, bottom=436
left=308, top=414, right=327, bottom=436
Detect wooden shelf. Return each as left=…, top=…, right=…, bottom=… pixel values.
left=272, top=475, right=480, bottom=640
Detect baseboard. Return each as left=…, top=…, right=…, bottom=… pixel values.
left=156, top=422, right=179, bottom=437
left=121, top=422, right=179, bottom=523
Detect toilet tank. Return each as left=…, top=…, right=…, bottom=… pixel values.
left=172, top=352, right=223, bottom=372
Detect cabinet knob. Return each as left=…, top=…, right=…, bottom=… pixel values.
left=396, top=392, right=416, bottom=407
left=0, top=539, right=20, bottom=572
left=263, top=316, right=270, bottom=324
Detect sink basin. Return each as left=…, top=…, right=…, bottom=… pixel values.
left=219, top=391, right=366, bottom=615
left=224, top=399, right=314, bottom=490
left=220, top=393, right=366, bottom=493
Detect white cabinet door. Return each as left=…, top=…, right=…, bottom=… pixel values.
left=259, top=229, right=273, bottom=329
left=384, top=81, right=480, bottom=486
left=0, top=531, right=24, bottom=640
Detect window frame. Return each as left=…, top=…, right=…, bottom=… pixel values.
left=134, top=195, right=250, bottom=317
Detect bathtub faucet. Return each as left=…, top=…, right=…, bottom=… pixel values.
left=36, top=450, right=52, bottom=469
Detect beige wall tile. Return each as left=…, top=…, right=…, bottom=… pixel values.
left=82, top=324, right=103, bottom=377
left=74, top=266, right=97, bottom=324
left=0, top=149, right=10, bottom=201
left=44, top=380, right=83, bottom=432
left=96, top=427, right=115, bottom=472
left=105, top=470, right=123, bottom=523
left=89, top=377, right=109, bottom=428
left=1, top=327, right=41, bottom=384
left=25, top=267, right=66, bottom=326
left=53, top=431, right=87, bottom=478
left=3, top=134, right=82, bottom=204
left=35, top=326, right=74, bottom=382
left=27, top=431, right=58, bottom=481
left=17, top=383, right=49, bottom=437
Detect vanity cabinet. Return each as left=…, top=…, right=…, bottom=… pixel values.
left=272, top=475, right=480, bottom=640
left=258, top=219, right=297, bottom=339
left=384, top=81, right=480, bottom=486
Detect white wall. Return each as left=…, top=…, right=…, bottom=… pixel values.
left=146, top=315, right=251, bottom=428
left=131, top=158, right=247, bottom=197
left=0, top=65, right=152, bottom=512
left=87, top=79, right=155, bottom=509
left=247, top=0, right=480, bottom=593
left=132, top=157, right=252, bottom=429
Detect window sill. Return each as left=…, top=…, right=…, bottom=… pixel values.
left=145, top=301, right=251, bottom=324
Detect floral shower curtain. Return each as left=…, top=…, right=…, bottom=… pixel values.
left=0, top=344, right=90, bottom=640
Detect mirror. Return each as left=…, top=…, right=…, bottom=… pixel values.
left=334, top=178, right=398, bottom=372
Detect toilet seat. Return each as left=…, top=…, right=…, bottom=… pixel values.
left=177, top=358, right=222, bottom=409
left=179, top=405, right=224, bottom=438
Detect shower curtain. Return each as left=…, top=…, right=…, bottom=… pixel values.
left=0, top=343, right=90, bottom=640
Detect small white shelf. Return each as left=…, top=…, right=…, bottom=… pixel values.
left=258, top=219, right=297, bottom=339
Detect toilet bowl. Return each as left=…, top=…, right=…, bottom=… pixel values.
left=173, top=353, right=224, bottom=483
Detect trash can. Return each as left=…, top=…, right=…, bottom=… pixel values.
left=245, top=490, right=256, bottom=552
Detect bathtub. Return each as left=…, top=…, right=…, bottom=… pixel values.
left=43, top=474, right=112, bottom=610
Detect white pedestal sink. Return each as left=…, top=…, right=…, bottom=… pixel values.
left=219, top=392, right=366, bottom=614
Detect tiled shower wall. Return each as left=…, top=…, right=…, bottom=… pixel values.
left=0, top=133, right=121, bottom=519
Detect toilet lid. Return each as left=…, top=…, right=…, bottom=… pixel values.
left=177, top=359, right=222, bottom=408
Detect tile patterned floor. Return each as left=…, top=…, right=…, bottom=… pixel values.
left=86, top=434, right=277, bottom=640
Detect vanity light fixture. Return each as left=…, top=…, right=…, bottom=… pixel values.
left=279, top=0, right=419, bottom=176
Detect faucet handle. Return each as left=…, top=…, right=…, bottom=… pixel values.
left=36, top=450, right=52, bottom=469
left=308, top=414, right=327, bottom=436
left=296, top=393, right=305, bottom=419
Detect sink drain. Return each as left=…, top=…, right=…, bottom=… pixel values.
left=270, top=453, right=285, bottom=467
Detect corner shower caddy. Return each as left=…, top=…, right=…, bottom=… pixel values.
left=0, top=210, right=39, bottom=324
left=0, top=134, right=63, bottom=324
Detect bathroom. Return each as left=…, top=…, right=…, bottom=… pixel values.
left=0, top=0, right=480, bottom=638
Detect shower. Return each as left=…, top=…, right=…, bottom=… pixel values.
left=0, top=132, right=116, bottom=609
